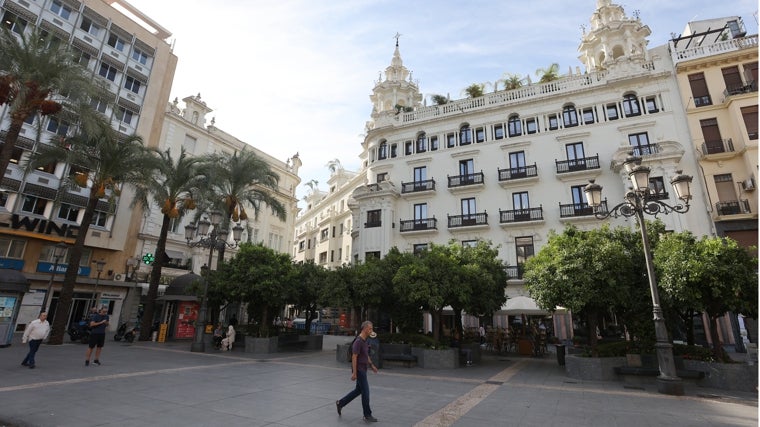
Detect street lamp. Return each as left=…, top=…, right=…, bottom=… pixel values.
left=90, top=259, right=106, bottom=310
left=185, top=210, right=243, bottom=352
left=42, top=241, right=68, bottom=311
left=584, top=153, right=693, bottom=396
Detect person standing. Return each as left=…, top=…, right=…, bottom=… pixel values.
left=336, top=320, right=379, bottom=422
left=85, top=307, right=109, bottom=366
left=21, top=312, right=50, bottom=369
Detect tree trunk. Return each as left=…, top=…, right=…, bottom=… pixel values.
left=708, top=315, right=723, bottom=361
left=587, top=309, right=599, bottom=357
left=48, top=192, right=99, bottom=344
left=0, top=118, right=22, bottom=182
left=431, top=309, right=442, bottom=343
left=139, top=214, right=171, bottom=340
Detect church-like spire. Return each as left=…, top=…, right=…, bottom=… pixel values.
left=368, top=33, right=423, bottom=120
left=578, top=1, right=651, bottom=72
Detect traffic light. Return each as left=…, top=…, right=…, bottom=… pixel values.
left=142, top=253, right=155, bottom=265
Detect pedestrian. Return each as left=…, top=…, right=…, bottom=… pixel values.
left=85, top=307, right=109, bottom=366
left=336, top=320, right=379, bottom=422
left=220, top=324, right=235, bottom=351
left=479, top=324, right=486, bottom=345
left=21, top=311, right=50, bottom=369
left=213, top=323, right=224, bottom=350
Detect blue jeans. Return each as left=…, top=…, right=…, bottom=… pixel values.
left=338, top=369, right=372, bottom=417
left=22, top=339, right=42, bottom=366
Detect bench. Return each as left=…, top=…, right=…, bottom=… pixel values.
left=380, top=343, right=417, bottom=368
left=278, top=334, right=307, bottom=351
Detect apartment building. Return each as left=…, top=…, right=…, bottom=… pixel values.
left=0, top=0, right=176, bottom=331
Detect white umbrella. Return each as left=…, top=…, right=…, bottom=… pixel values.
left=498, top=296, right=549, bottom=315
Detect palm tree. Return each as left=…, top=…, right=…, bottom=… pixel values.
left=326, top=159, right=343, bottom=174
left=498, top=73, right=528, bottom=91
left=0, top=26, right=106, bottom=181
left=132, top=147, right=205, bottom=340
left=462, top=83, right=485, bottom=98
left=535, top=63, right=561, bottom=83
left=28, top=118, right=154, bottom=344
left=430, top=94, right=448, bottom=106
left=199, top=147, right=287, bottom=261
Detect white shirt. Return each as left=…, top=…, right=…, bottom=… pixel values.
left=23, top=319, right=51, bottom=342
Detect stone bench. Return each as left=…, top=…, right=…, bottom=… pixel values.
left=278, top=334, right=307, bottom=351
left=379, top=343, right=417, bottom=368
left=614, top=365, right=704, bottom=379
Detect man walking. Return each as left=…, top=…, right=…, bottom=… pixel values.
left=336, top=320, right=379, bottom=422
left=21, top=311, right=50, bottom=369
left=85, top=307, right=109, bottom=366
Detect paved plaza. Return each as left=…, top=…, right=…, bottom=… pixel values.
left=0, top=334, right=756, bottom=427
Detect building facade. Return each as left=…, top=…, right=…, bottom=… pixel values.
left=0, top=0, right=176, bottom=332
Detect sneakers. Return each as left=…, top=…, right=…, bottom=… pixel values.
left=21, top=362, right=28, bottom=367
left=85, top=360, right=89, bottom=366
left=336, top=401, right=342, bottom=416
left=364, top=416, right=378, bottom=422
left=93, top=360, right=101, bottom=366
left=28, top=365, right=35, bottom=369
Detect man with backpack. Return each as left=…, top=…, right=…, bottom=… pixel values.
left=336, top=321, right=379, bottom=422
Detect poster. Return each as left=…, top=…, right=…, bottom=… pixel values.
left=175, top=301, right=198, bottom=339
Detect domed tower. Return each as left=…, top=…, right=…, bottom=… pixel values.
left=368, top=35, right=423, bottom=123
left=578, top=0, right=651, bottom=72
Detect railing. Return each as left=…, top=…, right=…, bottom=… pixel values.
left=505, top=265, right=524, bottom=280
left=401, top=179, right=436, bottom=194
left=497, top=164, right=538, bottom=181
left=559, top=201, right=607, bottom=218
left=399, top=218, right=438, bottom=232
left=630, top=144, right=659, bottom=157
left=447, top=212, right=488, bottom=228
left=499, top=207, right=543, bottom=223
left=366, top=183, right=381, bottom=191
left=724, top=81, right=757, bottom=98
left=364, top=220, right=382, bottom=228
left=701, top=138, right=734, bottom=155
left=555, top=155, right=600, bottom=174
left=448, top=172, right=484, bottom=188
left=645, top=191, right=669, bottom=201
left=671, top=35, right=758, bottom=65
left=715, top=199, right=751, bottom=216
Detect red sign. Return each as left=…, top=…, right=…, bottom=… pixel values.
left=175, top=301, right=199, bottom=339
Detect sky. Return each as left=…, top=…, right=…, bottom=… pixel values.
left=123, top=0, right=758, bottom=207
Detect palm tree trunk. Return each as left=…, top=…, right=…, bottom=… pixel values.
left=48, top=193, right=99, bottom=344
left=0, top=118, right=23, bottom=182
left=139, top=214, right=171, bottom=340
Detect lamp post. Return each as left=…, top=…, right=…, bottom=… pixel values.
left=185, top=210, right=243, bottom=352
left=584, top=153, right=693, bottom=396
left=90, top=259, right=106, bottom=310
left=42, top=241, right=68, bottom=312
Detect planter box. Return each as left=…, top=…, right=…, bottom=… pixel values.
left=336, top=343, right=351, bottom=363
left=244, top=336, right=278, bottom=354
left=412, top=347, right=458, bottom=369
left=298, top=334, right=323, bottom=351
left=565, top=355, right=626, bottom=381
left=683, top=360, right=758, bottom=392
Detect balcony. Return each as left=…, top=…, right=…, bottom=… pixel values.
left=630, top=144, right=660, bottom=157
left=559, top=201, right=607, bottom=219
left=724, top=81, right=757, bottom=99
left=401, top=179, right=436, bottom=198
left=498, top=207, right=544, bottom=226
left=447, top=212, right=488, bottom=229
left=505, top=265, right=524, bottom=280
left=399, top=218, right=438, bottom=233
left=497, top=164, right=538, bottom=187
left=715, top=199, right=752, bottom=216
left=448, top=172, right=485, bottom=193
left=555, top=155, right=600, bottom=174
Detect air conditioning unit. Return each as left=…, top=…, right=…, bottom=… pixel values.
left=741, top=178, right=755, bottom=191
left=113, top=273, right=126, bottom=282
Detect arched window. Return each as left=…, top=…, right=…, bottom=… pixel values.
left=562, top=104, right=578, bottom=127
left=416, top=132, right=427, bottom=153
left=622, top=93, right=641, bottom=117
left=459, top=124, right=472, bottom=145
left=378, top=140, right=388, bottom=160
left=508, top=115, right=522, bottom=137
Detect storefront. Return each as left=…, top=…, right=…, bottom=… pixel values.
left=156, top=273, right=203, bottom=341
left=0, top=269, right=29, bottom=347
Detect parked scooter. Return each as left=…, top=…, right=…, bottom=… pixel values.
left=114, top=322, right=137, bottom=342
left=68, top=318, right=91, bottom=344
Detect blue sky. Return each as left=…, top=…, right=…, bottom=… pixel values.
left=124, top=0, right=758, bottom=206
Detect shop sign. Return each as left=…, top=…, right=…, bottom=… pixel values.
left=0, top=214, right=79, bottom=238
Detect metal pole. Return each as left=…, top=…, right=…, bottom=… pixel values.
left=42, top=254, right=61, bottom=312
left=190, top=230, right=216, bottom=353
left=634, top=197, right=684, bottom=396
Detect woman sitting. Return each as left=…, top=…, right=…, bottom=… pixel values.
left=212, top=323, right=223, bottom=350
left=220, top=324, right=236, bottom=351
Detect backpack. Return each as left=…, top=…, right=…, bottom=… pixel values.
left=346, top=337, right=359, bottom=367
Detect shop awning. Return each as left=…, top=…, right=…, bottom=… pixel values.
left=497, top=296, right=549, bottom=315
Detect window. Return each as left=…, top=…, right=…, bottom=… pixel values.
left=416, top=133, right=427, bottom=152
left=459, top=159, right=474, bottom=177
left=90, top=98, right=107, bottom=114
left=319, top=252, right=328, bottom=264
left=722, top=66, right=744, bottom=92
left=36, top=160, right=56, bottom=174
left=339, top=223, right=344, bottom=235
left=91, top=210, right=108, bottom=227
left=0, top=192, right=8, bottom=209
left=107, top=33, right=125, bottom=52
left=413, top=244, right=428, bottom=254
left=515, top=236, right=534, bottom=265
left=58, top=204, right=80, bottom=221
left=622, top=94, right=641, bottom=116
left=513, top=191, right=529, bottom=209
left=414, top=203, right=427, bottom=220
left=459, top=125, right=472, bottom=145
left=494, top=124, right=504, bottom=140
left=562, top=105, right=578, bottom=127
left=50, top=1, right=72, bottom=19
left=649, top=177, right=667, bottom=199
left=430, top=136, right=439, bottom=151
left=338, top=247, right=342, bottom=260
left=447, top=133, right=456, bottom=148
left=413, top=166, right=426, bottom=182
left=688, top=73, right=712, bottom=107
left=116, top=107, right=135, bottom=125
left=405, top=141, right=413, bottom=155
left=131, top=48, right=149, bottom=65
left=376, top=172, right=388, bottom=183
left=390, top=143, right=398, bottom=158
left=21, top=196, right=47, bottom=216
left=582, top=107, right=595, bottom=124
left=169, top=217, right=180, bottom=233
left=508, top=115, right=522, bottom=137
left=2, top=11, right=27, bottom=34
left=606, top=103, right=619, bottom=120
left=571, top=185, right=586, bottom=206
left=98, top=62, right=118, bottom=81
left=80, top=17, right=101, bottom=37
left=462, top=240, right=478, bottom=248
left=509, top=151, right=526, bottom=170
left=461, top=197, right=476, bottom=216
left=475, top=127, right=485, bottom=143
left=566, top=142, right=585, bottom=164
left=378, top=141, right=388, bottom=160
left=9, top=147, right=23, bottom=165
left=330, top=250, right=334, bottom=262
left=727, top=19, right=744, bottom=38
left=628, top=132, right=653, bottom=155
left=182, top=135, right=197, bottom=153
left=741, top=106, right=758, bottom=140
left=548, top=114, right=559, bottom=130
left=124, top=76, right=142, bottom=94
left=744, top=62, right=758, bottom=86
left=47, top=118, right=70, bottom=136
left=24, top=114, right=35, bottom=125
left=332, top=226, right=336, bottom=237
left=320, top=228, right=329, bottom=241
left=700, top=118, right=724, bottom=153
left=0, top=238, right=26, bottom=259
left=525, top=118, right=537, bottom=134
left=298, top=241, right=305, bottom=251
left=365, top=209, right=381, bottom=228
left=645, top=96, right=658, bottom=113
left=365, top=251, right=381, bottom=260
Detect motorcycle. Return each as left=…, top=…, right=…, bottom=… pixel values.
left=114, top=322, right=137, bottom=343
left=68, top=318, right=91, bottom=344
